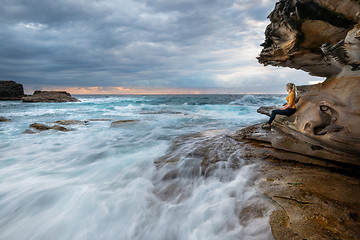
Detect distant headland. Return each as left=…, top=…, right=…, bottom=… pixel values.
left=0, top=80, right=79, bottom=102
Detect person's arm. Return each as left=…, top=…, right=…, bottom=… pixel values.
left=280, top=92, right=295, bottom=110
left=280, top=103, right=290, bottom=110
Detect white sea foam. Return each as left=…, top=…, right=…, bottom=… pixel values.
left=0, top=95, right=281, bottom=240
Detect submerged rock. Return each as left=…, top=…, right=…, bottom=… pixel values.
left=29, top=123, right=52, bottom=131
left=52, top=120, right=86, bottom=125
left=51, top=124, right=71, bottom=132
left=22, top=129, right=36, bottom=134
left=0, top=81, right=25, bottom=100
left=23, top=122, right=72, bottom=133
left=22, top=91, right=79, bottom=103
left=110, top=120, right=140, bottom=127
left=87, top=119, right=112, bottom=121
left=0, top=117, right=11, bottom=122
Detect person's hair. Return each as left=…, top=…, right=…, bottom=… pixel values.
left=286, top=82, right=296, bottom=93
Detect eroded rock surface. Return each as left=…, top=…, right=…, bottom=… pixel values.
left=22, top=91, right=79, bottom=103
left=255, top=0, right=360, bottom=238
left=258, top=0, right=360, bottom=77
left=0, top=81, right=24, bottom=100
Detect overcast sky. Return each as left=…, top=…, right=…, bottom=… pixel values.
left=0, top=0, right=322, bottom=94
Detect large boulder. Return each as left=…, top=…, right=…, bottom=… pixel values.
left=0, top=81, right=24, bottom=100
left=22, top=91, right=79, bottom=103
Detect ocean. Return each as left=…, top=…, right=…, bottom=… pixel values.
left=0, top=94, right=284, bottom=240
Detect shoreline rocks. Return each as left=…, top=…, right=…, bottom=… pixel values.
left=0, top=81, right=25, bottom=100
left=22, top=91, right=79, bottom=103
left=22, top=123, right=71, bottom=134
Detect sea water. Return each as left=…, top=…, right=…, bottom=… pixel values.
left=0, top=94, right=284, bottom=240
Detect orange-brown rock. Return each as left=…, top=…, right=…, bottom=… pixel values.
left=256, top=0, right=360, bottom=239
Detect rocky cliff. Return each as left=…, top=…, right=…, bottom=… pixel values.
left=248, top=0, right=360, bottom=239
left=0, top=81, right=25, bottom=100
left=255, top=0, right=360, bottom=164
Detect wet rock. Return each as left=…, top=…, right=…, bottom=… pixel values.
left=28, top=122, right=71, bottom=132
left=87, top=119, right=112, bottom=121
left=22, top=129, right=36, bottom=134
left=153, top=130, right=244, bottom=202
left=139, top=110, right=183, bottom=115
left=52, top=120, right=86, bottom=125
left=0, top=81, right=24, bottom=100
left=232, top=123, right=360, bottom=240
left=51, top=124, right=71, bottom=132
left=22, top=91, right=79, bottom=103
left=30, top=123, right=52, bottom=131
left=110, top=120, right=140, bottom=127
left=0, top=117, right=11, bottom=122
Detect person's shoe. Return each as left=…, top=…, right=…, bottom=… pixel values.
left=262, top=123, right=271, bottom=129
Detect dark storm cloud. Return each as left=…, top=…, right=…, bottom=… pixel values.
left=0, top=0, right=320, bottom=92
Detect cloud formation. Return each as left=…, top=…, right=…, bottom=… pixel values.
left=0, top=0, right=322, bottom=94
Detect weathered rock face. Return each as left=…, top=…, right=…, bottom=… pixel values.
left=0, top=81, right=24, bottom=100
left=258, top=0, right=360, bottom=77
left=256, top=1, right=360, bottom=239
left=258, top=0, right=360, bottom=158
left=22, top=90, right=79, bottom=103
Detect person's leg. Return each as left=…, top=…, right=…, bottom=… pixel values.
left=267, top=109, right=282, bottom=124
left=267, top=109, right=296, bottom=124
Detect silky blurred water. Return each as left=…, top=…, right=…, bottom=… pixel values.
left=0, top=94, right=284, bottom=240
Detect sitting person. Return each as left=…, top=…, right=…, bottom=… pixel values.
left=262, top=83, right=296, bottom=129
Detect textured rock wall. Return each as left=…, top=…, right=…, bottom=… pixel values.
left=258, top=0, right=360, bottom=158
left=258, top=0, right=360, bottom=77
left=255, top=2, right=360, bottom=238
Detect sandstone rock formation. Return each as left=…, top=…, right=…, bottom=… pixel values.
left=22, top=91, right=79, bottom=103
left=258, top=0, right=360, bottom=77
left=254, top=0, right=360, bottom=239
left=257, top=0, right=360, bottom=162
left=0, top=81, right=24, bottom=100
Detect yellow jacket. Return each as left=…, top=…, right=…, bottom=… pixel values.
left=286, top=91, right=296, bottom=109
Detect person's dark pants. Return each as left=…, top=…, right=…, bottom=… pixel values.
left=267, top=108, right=296, bottom=124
